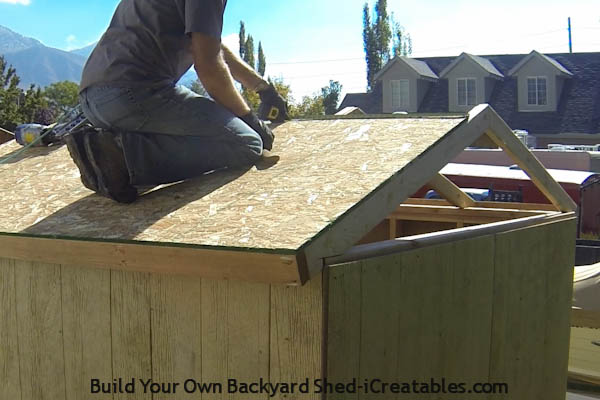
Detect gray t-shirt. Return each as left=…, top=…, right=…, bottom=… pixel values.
left=80, top=0, right=227, bottom=91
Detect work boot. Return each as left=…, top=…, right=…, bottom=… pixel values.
left=83, top=128, right=138, bottom=204
left=64, top=125, right=100, bottom=192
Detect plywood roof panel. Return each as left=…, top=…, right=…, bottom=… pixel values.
left=0, top=118, right=463, bottom=251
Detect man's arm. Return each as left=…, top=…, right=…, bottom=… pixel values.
left=220, top=44, right=269, bottom=92
left=191, top=33, right=250, bottom=116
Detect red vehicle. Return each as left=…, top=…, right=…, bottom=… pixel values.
left=414, top=163, right=600, bottom=236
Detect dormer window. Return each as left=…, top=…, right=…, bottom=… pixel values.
left=440, top=53, right=504, bottom=112
left=391, top=79, right=409, bottom=110
left=527, top=76, right=547, bottom=106
left=508, top=51, right=572, bottom=112
left=457, top=78, right=476, bottom=106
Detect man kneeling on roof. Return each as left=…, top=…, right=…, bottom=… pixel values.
left=67, top=0, right=289, bottom=203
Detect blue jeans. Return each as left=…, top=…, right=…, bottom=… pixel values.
left=79, top=85, right=263, bottom=185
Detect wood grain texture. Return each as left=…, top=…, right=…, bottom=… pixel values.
left=0, top=235, right=301, bottom=285
left=484, top=107, right=576, bottom=212
left=489, top=219, right=575, bottom=400
left=0, top=118, right=462, bottom=254
left=302, top=106, right=494, bottom=276
left=428, top=172, right=476, bottom=208
left=111, top=270, right=152, bottom=400
left=270, top=276, right=323, bottom=400
left=15, top=260, right=66, bottom=400
left=327, top=236, right=495, bottom=400
left=61, top=265, right=112, bottom=400
left=200, top=279, right=271, bottom=400
left=0, top=258, right=21, bottom=400
left=326, top=265, right=361, bottom=400
left=150, top=274, right=203, bottom=400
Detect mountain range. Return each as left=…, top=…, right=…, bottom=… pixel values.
left=0, top=25, right=197, bottom=89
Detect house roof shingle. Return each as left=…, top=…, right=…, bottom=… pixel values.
left=339, top=52, right=600, bottom=136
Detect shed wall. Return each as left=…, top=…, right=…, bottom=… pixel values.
left=0, top=260, right=324, bottom=400
left=327, top=218, right=575, bottom=399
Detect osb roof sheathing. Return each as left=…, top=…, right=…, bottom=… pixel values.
left=0, top=118, right=463, bottom=252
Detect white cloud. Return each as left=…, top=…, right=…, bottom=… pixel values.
left=65, top=34, right=78, bottom=51
left=0, top=0, right=31, bottom=4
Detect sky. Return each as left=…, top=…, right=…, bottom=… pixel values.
left=1, top=0, right=599, bottom=102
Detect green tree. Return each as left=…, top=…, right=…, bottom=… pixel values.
left=44, top=80, right=79, bottom=115
left=363, top=1, right=412, bottom=89
left=391, top=13, right=413, bottom=57
left=0, top=56, right=22, bottom=130
left=20, top=85, right=49, bottom=124
left=239, top=21, right=247, bottom=60
left=257, top=42, right=266, bottom=77
left=290, top=94, right=324, bottom=118
left=244, top=35, right=255, bottom=70
left=374, top=0, right=391, bottom=64
left=321, top=80, right=342, bottom=115
left=362, top=3, right=378, bottom=90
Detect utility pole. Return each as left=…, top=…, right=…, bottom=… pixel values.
left=568, top=17, right=573, bottom=53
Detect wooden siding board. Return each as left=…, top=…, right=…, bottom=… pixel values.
left=270, top=277, right=323, bottom=400
left=489, top=219, right=575, bottom=400
left=110, top=270, right=152, bottom=400
left=61, top=265, right=112, bottom=400
left=15, top=260, right=66, bottom=400
left=150, top=274, right=203, bottom=400
left=0, top=258, right=21, bottom=400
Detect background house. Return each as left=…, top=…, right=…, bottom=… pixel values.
left=339, top=51, right=600, bottom=146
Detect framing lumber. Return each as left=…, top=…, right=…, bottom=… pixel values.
left=404, top=197, right=558, bottom=211
left=325, top=212, right=575, bottom=265
left=0, top=234, right=303, bottom=285
left=483, top=107, right=577, bottom=212
left=305, top=104, right=554, bottom=276
left=427, top=172, right=476, bottom=208
left=390, top=203, right=550, bottom=225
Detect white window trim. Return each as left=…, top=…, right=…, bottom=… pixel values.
left=390, top=79, right=410, bottom=111
left=526, top=76, right=548, bottom=106
left=456, top=77, right=477, bottom=107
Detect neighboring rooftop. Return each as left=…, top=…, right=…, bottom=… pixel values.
left=339, top=52, right=600, bottom=136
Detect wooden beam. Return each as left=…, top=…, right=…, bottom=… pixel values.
left=303, top=104, right=495, bottom=277
left=405, top=197, right=558, bottom=211
left=427, top=172, right=476, bottom=209
left=0, top=234, right=303, bottom=285
left=325, top=212, right=575, bottom=265
left=483, top=108, right=577, bottom=212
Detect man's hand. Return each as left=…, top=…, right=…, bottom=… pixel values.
left=240, top=112, right=274, bottom=151
left=257, top=84, right=290, bottom=123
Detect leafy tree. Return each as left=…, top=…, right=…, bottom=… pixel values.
left=362, top=3, right=378, bottom=90
left=290, top=94, right=324, bottom=118
left=391, top=13, right=413, bottom=57
left=321, top=80, right=342, bottom=115
left=0, top=56, right=23, bottom=130
left=20, top=85, right=49, bottom=123
left=257, top=42, right=266, bottom=77
left=239, top=21, right=247, bottom=60
left=244, top=35, right=255, bottom=70
left=374, top=0, right=391, bottom=64
left=44, top=80, right=79, bottom=115
left=363, top=1, right=412, bottom=90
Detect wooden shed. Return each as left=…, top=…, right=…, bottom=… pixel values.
left=0, top=105, right=577, bottom=399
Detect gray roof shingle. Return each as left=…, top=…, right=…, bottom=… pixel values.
left=339, top=52, right=600, bottom=135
